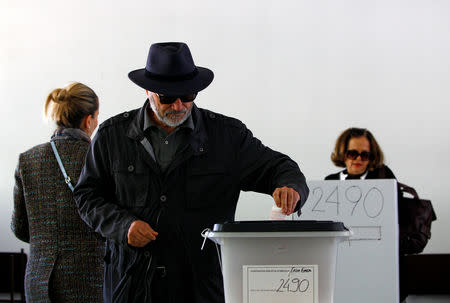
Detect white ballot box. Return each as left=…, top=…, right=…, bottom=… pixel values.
left=205, top=221, right=351, bottom=303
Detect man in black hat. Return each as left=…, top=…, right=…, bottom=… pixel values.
left=74, top=42, right=309, bottom=303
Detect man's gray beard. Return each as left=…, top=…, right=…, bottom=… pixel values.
left=149, top=96, right=192, bottom=128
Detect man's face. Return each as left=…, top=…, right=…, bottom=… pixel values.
left=147, top=91, right=194, bottom=128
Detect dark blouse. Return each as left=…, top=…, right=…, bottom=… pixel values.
left=325, top=165, right=396, bottom=180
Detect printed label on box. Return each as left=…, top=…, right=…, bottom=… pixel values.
left=243, top=265, right=318, bottom=303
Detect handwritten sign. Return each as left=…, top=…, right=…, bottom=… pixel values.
left=309, top=184, right=384, bottom=218
left=243, top=265, right=319, bottom=303
left=294, top=180, right=399, bottom=303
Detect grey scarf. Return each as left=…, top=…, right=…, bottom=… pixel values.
left=51, top=127, right=91, bottom=143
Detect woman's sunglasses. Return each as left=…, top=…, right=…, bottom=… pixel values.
left=157, top=93, right=197, bottom=104
left=345, top=150, right=372, bottom=161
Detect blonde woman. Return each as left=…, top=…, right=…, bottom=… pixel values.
left=11, top=82, right=104, bottom=302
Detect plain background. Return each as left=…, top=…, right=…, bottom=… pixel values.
left=1, top=0, right=449, bottom=257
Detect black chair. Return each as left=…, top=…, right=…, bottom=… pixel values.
left=405, top=253, right=450, bottom=295
left=0, top=249, right=27, bottom=303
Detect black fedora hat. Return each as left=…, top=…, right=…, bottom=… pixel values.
left=128, top=42, right=214, bottom=96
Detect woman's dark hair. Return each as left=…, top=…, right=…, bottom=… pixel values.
left=330, top=127, right=384, bottom=170
left=44, top=82, right=98, bottom=128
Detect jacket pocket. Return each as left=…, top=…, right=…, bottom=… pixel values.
left=113, top=163, right=149, bottom=207
left=186, top=167, right=231, bottom=209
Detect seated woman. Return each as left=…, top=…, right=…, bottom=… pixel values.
left=325, top=127, right=395, bottom=180
left=325, top=127, right=409, bottom=302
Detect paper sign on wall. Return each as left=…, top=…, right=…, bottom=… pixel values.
left=243, top=265, right=319, bottom=303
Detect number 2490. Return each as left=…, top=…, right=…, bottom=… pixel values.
left=310, top=186, right=384, bottom=218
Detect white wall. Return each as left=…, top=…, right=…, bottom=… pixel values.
left=1, top=0, right=449, bottom=254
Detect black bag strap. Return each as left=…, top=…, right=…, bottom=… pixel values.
left=398, top=182, right=419, bottom=199
left=50, top=140, right=75, bottom=192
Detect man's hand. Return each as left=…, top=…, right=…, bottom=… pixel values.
left=272, top=186, right=300, bottom=215
left=127, top=220, right=158, bottom=247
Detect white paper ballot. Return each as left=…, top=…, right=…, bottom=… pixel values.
left=243, top=265, right=319, bottom=303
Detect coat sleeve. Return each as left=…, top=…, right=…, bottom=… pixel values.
left=74, top=131, right=137, bottom=246
left=235, top=121, right=309, bottom=213
left=11, top=159, right=30, bottom=243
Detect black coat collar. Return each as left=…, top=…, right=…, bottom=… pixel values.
left=126, top=100, right=209, bottom=157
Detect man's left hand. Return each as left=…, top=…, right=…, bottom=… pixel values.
left=272, top=186, right=300, bottom=215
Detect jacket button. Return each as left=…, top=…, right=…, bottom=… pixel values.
left=128, top=165, right=134, bottom=172
left=160, top=195, right=167, bottom=202
left=123, top=112, right=129, bottom=118
left=144, top=251, right=150, bottom=257
left=209, top=113, right=215, bottom=118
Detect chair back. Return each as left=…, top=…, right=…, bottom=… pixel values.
left=0, top=249, right=27, bottom=303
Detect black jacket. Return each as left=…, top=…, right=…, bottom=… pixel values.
left=74, top=101, right=309, bottom=303
left=324, top=165, right=396, bottom=180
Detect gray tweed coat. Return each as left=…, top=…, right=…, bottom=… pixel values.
left=11, top=128, right=104, bottom=303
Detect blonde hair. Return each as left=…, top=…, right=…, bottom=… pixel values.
left=330, top=127, right=385, bottom=171
left=44, top=82, right=98, bottom=128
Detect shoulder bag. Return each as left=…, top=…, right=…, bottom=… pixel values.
left=398, top=182, right=437, bottom=255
